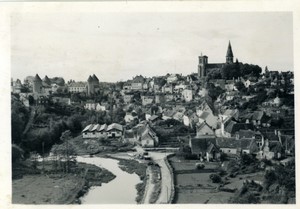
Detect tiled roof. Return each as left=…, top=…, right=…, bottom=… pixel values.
left=190, top=136, right=216, bottom=154
left=216, top=137, right=238, bottom=149
left=107, top=123, right=123, bottom=132
left=252, top=111, right=264, bottom=120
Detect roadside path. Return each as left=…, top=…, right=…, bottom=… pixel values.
left=149, top=152, right=173, bottom=204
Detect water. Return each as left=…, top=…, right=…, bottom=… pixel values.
left=76, top=156, right=141, bottom=204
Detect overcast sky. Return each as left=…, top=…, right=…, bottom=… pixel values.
left=11, top=12, right=293, bottom=83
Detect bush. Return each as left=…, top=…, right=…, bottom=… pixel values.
left=195, top=163, right=205, bottom=170
left=209, top=174, right=222, bottom=183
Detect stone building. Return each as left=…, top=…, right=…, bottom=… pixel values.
left=198, top=41, right=234, bottom=78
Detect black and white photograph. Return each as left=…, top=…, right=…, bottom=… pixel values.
left=1, top=1, right=298, bottom=207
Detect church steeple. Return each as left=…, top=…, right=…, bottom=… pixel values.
left=226, top=41, right=234, bottom=64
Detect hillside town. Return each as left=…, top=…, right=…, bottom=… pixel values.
left=11, top=42, right=295, bottom=204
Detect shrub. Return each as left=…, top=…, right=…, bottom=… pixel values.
left=209, top=174, right=222, bottom=183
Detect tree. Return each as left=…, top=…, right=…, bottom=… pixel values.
left=221, top=64, right=241, bottom=80
left=59, top=130, right=76, bottom=173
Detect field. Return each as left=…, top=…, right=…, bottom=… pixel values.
left=169, top=156, right=264, bottom=204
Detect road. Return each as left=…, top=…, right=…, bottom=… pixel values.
left=149, top=152, right=173, bottom=204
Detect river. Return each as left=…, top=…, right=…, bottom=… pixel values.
left=76, top=156, right=142, bottom=204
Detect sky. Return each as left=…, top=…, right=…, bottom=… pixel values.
left=11, top=12, right=293, bottom=83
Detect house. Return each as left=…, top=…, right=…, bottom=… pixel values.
left=141, top=95, right=154, bottom=106
left=131, top=75, right=145, bottom=90
left=132, top=124, right=159, bottom=147
left=52, top=97, right=71, bottom=105
left=222, top=119, right=255, bottom=137
left=123, top=94, right=134, bottom=103
left=166, top=74, right=179, bottom=83
left=82, top=124, right=95, bottom=139
left=164, top=94, right=174, bottom=102
left=216, top=137, right=239, bottom=155
left=182, top=89, right=193, bottom=102
left=189, top=136, right=219, bottom=161
left=68, top=82, right=87, bottom=93
left=155, top=94, right=165, bottom=104
left=148, top=115, right=160, bottom=124
left=251, top=111, right=266, bottom=126
left=240, top=138, right=259, bottom=154
left=85, top=102, right=97, bottom=110
left=210, top=79, right=225, bottom=90
left=198, top=99, right=214, bottom=115
left=124, top=112, right=138, bottom=123
left=236, top=130, right=263, bottom=149
left=173, top=111, right=184, bottom=122
left=107, top=123, right=123, bottom=138
left=222, top=109, right=239, bottom=121
left=123, top=130, right=138, bottom=144
left=225, top=80, right=235, bottom=91
left=196, top=121, right=214, bottom=136
left=96, top=103, right=106, bottom=111
left=162, top=84, right=173, bottom=94
left=162, top=109, right=176, bottom=120
left=123, top=82, right=132, bottom=92
left=198, top=111, right=218, bottom=129
left=257, top=139, right=283, bottom=160
left=140, top=126, right=159, bottom=147
left=11, top=79, right=23, bottom=93
left=174, top=83, right=187, bottom=93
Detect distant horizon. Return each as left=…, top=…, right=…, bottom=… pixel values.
left=11, top=12, right=293, bottom=83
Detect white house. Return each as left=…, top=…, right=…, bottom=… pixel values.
left=182, top=89, right=193, bottom=102
left=107, top=123, right=123, bottom=138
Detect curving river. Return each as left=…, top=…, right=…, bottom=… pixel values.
left=76, top=156, right=141, bottom=204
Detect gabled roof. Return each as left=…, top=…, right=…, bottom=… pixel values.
left=69, top=82, right=87, bottom=87
left=216, top=137, right=239, bottom=149
left=252, top=111, right=264, bottom=121
left=199, top=111, right=209, bottom=120
left=82, top=124, right=94, bottom=132
left=43, top=76, right=51, bottom=85
left=240, top=138, right=255, bottom=150
left=269, top=141, right=282, bottom=153
left=132, top=75, right=145, bottom=83
left=91, top=124, right=101, bottom=132
left=238, top=130, right=259, bottom=139
left=34, top=74, right=42, bottom=82
left=87, top=75, right=93, bottom=82
left=149, top=115, right=159, bottom=121
left=225, top=120, right=255, bottom=134
left=92, top=74, right=99, bottom=82
left=107, top=123, right=123, bottom=132
left=190, top=136, right=216, bottom=154
left=124, top=130, right=135, bottom=138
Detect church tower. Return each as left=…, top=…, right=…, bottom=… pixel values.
left=198, top=54, right=208, bottom=78
left=226, top=41, right=234, bottom=64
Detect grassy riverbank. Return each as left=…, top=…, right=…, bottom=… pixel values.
left=12, top=160, right=116, bottom=204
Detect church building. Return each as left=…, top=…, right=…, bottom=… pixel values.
left=198, top=41, right=234, bottom=78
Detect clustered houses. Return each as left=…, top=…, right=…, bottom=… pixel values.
left=12, top=41, right=294, bottom=159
